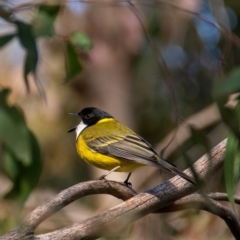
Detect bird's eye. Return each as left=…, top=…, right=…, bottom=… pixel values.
left=85, top=113, right=93, bottom=119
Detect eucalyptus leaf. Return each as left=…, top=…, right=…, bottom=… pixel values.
left=213, top=68, right=240, bottom=98
left=224, top=131, right=238, bottom=211
left=0, top=88, right=31, bottom=165
left=189, top=126, right=211, bottom=156
left=38, top=5, right=60, bottom=20
left=0, top=88, right=42, bottom=201
left=0, top=34, right=15, bottom=47
left=15, top=21, right=38, bottom=91
left=4, top=131, right=42, bottom=202
left=65, top=41, right=83, bottom=81
left=33, top=5, right=60, bottom=37
left=69, top=32, right=92, bottom=52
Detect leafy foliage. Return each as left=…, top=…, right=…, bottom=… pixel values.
left=213, top=68, right=240, bottom=209
left=224, top=132, right=239, bottom=210
left=69, top=32, right=92, bottom=52
left=16, top=21, right=38, bottom=91
left=0, top=3, right=89, bottom=202
left=65, top=40, right=83, bottom=81
left=0, top=4, right=86, bottom=90
left=0, top=34, right=16, bottom=47
left=33, top=5, right=60, bottom=37
left=0, top=89, right=41, bottom=201
left=213, top=68, right=240, bottom=98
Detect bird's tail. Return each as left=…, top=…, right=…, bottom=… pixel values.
left=157, top=157, right=195, bottom=185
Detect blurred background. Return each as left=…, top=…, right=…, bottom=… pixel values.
left=0, top=0, right=239, bottom=239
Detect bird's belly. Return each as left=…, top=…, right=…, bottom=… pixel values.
left=76, top=137, right=142, bottom=172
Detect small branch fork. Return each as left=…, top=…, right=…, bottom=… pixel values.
left=2, top=139, right=239, bottom=240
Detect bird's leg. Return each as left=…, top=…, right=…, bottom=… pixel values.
left=98, top=166, right=121, bottom=180
left=124, top=172, right=132, bottom=187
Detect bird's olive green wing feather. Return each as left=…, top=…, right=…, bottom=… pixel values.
left=85, top=133, right=161, bottom=166
left=83, top=121, right=195, bottom=184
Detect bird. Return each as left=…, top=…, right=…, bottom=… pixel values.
left=68, top=107, right=195, bottom=185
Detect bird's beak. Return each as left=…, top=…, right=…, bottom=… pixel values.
left=68, top=127, right=76, bottom=133
left=68, top=112, right=79, bottom=133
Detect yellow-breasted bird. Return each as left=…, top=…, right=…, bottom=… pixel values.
left=68, top=107, right=195, bottom=185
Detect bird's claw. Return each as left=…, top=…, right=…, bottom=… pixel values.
left=124, top=180, right=132, bottom=187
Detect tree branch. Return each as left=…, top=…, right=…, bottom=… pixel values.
left=157, top=192, right=240, bottom=213
left=0, top=139, right=227, bottom=240
left=158, top=193, right=240, bottom=239
left=0, top=180, right=137, bottom=239
left=208, top=192, right=240, bottom=204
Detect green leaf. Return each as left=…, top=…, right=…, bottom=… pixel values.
left=0, top=88, right=31, bottom=165
left=0, top=34, right=15, bottom=47
left=4, top=132, right=42, bottom=202
left=33, top=11, right=55, bottom=37
left=65, top=41, right=83, bottom=81
left=0, top=88, right=42, bottom=201
left=234, top=147, right=240, bottom=184
left=3, top=148, right=20, bottom=180
left=33, top=5, right=60, bottom=37
left=213, top=68, right=240, bottom=98
left=224, top=131, right=238, bottom=210
left=69, top=32, right=92, bottom=52
left=214, top=74, right=240, bottom=141
left=149, top=14, right=160, bottom=37
left=189, top=126, right=211, bottom=156
left=216, top=101, right=240, bottom=141
left=15, top=21, right=38, bottom=91
left=182, top=152, right=200, bottom=185
left=38, top=5, right=60, bottom=20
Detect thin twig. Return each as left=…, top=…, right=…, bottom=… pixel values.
left=157, top=193, right=240, bottom=239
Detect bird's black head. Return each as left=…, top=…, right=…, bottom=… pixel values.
left=79, top=107, right=113, bottom=125
left=71, top=107, right=113, bottom=126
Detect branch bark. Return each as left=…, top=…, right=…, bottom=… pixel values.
left=0, top=139, right=228, bottom=240
left=158, top=193, right=240, bottom=239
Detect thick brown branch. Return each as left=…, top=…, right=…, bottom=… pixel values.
left=0, top=139, right=225, bottom=240
left=0, top=180, right=137, bottom=239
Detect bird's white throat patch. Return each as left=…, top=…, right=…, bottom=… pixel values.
left=75, top=121, right=88, bottom=139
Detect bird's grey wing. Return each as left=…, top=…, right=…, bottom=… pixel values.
left=86, top=133, right=195, bottom=184
left=85, top=134, right=160, bottom=166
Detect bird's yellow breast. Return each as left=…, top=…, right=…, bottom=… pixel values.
left=76, top=118, right=142, bottom=172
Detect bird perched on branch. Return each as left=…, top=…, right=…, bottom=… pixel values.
left=68, top=107, right=195, bottom=185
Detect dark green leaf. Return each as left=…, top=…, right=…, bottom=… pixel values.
left=69, top=32, right=92, bottom=52
left=0, top=88, right=42, bottom=201
left=216, top=102, right=240, bottom=140
left=0, top=34, right=15, bottom=47
left=149, top=14, right=160, bottom=37
left=33, top=5, right=60, bottom=37
left=189, top=126, right=211, bottom=156
left=182, top=152, right=200, bottom=185
left=214, top=80, right=240, bottom=141
left=38, top=5, right=60, bottom=20
left=235, top=99, right=240, bottom=121
left=15, top=21, right=38, bottom=91
left=224, top=132, right=238, bottom=210
left=3, top=148, right=20, bottom=180
left=4, top=132, right=42, bottom=202
left=33, top=11, right=55, bottom=37
left=0, top=88, right=31, bottom=165
left=234, top=147, right=240, bottom=184
left=65, top=41, right=83, bottom=81
left=213, top=68, right=240, bottom=98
